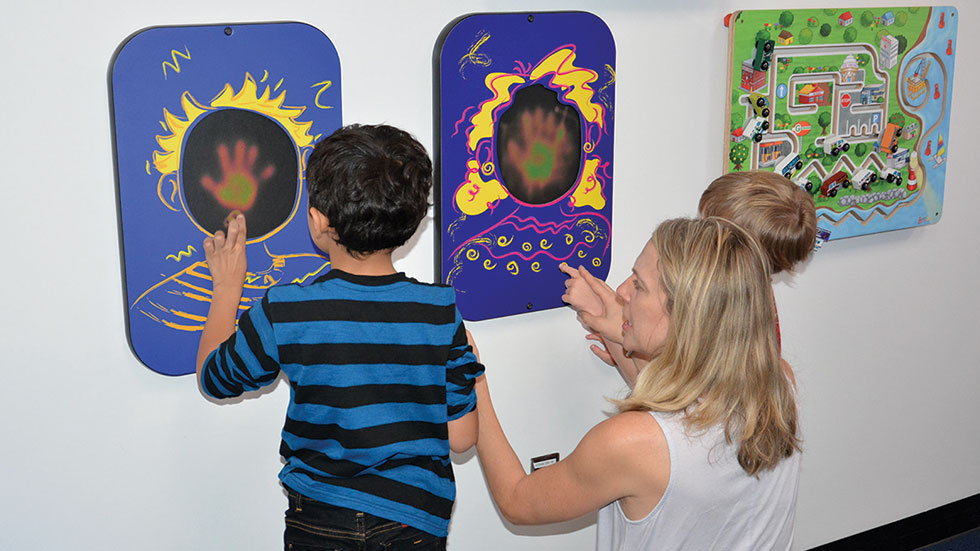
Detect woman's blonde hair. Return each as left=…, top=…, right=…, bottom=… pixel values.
left=617, top=217, right=800, bottom=476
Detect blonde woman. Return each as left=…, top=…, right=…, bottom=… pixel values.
left=473, top=217, right=801, bottom=550
left=561, top=170, right=817, bottom=383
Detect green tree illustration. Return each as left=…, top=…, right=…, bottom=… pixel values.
left=820, top=151, right=836, bottom=168
left=895, top=11, right=908, bottom=27
left=820, top=23, right=832, bottom=37
left=800, top=28, right=814, bottom=44
left=779, top=11, right=795, bottom=27
left=844, top=27, right=858, bottom=43
left=896, top=35, right=908, bottom=55
left=818, top=111, right=832, bottom=135
left=730, top=142, right=749, bottom=171
left=861, top=11, right=875, bottom=27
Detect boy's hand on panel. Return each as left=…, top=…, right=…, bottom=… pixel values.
left=203, top=214, right=248, bottom=293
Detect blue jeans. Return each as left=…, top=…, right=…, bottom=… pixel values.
left=283, top=486, right=447, bottom=551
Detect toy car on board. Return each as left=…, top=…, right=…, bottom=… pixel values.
left=821, top=171, right=850, bottom=197
left=876, top=122, right=902, bottom=154
left=853, top=168, right=877, bottom=191
left=753, top=39, right=774, bottom=71
left=748, top=92, right=770, bottom=118
left=775, top=153, right=803, bottom=178
left=796, top=178, right=816, bottom=194
left=883, top=167, right=903, bottom=185
left=814, top=227, right=832, bottom=250
left=823, top=135, right=850, bottom=156
left=743, top=116, right=770, bottom=142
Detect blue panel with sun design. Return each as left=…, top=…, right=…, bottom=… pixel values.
left=436, top=12, right=616, bottom=321
left=110, top=22, right=341, bottom=376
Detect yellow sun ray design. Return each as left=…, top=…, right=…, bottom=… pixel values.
left=150, top=73, right=317, bottom=241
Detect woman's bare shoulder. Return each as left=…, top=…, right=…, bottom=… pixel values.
left=587, top=410, right=668, bottom=459
left=590, top=410, right=671, bottom=515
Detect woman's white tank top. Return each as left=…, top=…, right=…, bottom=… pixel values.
left=596, top=410, right=800, bottom=550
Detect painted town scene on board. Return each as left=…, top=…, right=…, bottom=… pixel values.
left=724, top=7, right=957, bottom=239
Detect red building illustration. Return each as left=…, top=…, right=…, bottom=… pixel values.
left=741, top=59, right=767, bottom=92
left=798, top=83, right=826, bottom=105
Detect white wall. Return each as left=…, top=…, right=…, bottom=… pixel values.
left=2, top=1, right=978, bottom=549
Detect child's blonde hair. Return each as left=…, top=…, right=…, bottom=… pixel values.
left=698, top=171, right=816, bottom=274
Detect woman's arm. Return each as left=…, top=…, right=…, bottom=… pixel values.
left=560, top=264, right=625, bottom=344
left=474, top=375, right=665, bottom=525
left=585, top=334, right=648, bottom=387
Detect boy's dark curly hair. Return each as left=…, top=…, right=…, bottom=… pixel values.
left=306, top=124, right=432, bottom=256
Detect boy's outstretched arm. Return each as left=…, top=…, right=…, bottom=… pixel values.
left=448, top=410, right=478, bottom=453
left=446, top=330, right=482, bottom=453
left=445, top=324, right=482, bottom=453
left=196, top=214, right=248, bottom=387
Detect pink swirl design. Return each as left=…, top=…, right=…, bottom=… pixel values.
left=449, top=212, right=612, bottom=263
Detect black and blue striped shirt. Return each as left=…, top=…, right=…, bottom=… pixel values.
left=202, top=269, right=484, bottom=536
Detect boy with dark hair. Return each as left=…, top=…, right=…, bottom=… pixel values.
left=197, top=124, right=482, bottom=550
left=561, top=170, right=816, bottom=384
